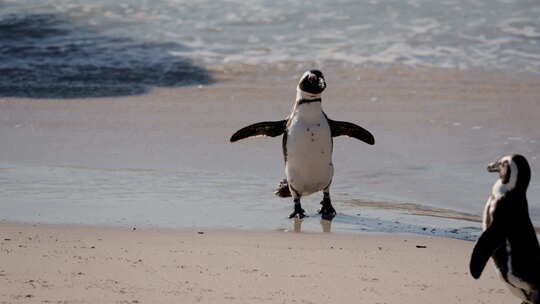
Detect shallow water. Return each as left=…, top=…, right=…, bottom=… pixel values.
left=0, top=125, right=537, bottom=240
left=0, top=162, right=482, bottom=240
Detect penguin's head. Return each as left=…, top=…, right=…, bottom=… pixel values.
left=488, top=154, right=530, bottom=191
left=298, top=70, right=326, bottom=95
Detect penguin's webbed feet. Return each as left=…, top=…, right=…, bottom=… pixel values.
left=318, top=200, right=336, bottom=220
left=289, top=209, right=306, bottom=219
left=289, top=204, right=306, bottom=219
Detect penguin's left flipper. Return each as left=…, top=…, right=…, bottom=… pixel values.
left=328, top=119, right=375, bottom=145
left=230, top=120, right=287, bottom=142
left=470, top=215, right=507, bottom=279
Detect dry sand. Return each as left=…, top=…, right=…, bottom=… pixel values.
left=0, top=222, right=515, bottom=304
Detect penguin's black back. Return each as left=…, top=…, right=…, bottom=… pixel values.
left=492, top=189, right=540, bottom=287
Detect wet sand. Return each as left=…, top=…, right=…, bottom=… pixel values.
left=0, top=222, right=515, bottom=304
left=0, top=63, right=539, bottom=231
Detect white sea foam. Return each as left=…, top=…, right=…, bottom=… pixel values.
left=1, top=0, right=540, bottom=73
left=499, top=18, right=540, bottom=38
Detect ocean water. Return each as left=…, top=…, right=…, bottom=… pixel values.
left=1, top=0, right=540, bottom=97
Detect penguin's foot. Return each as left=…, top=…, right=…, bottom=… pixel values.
left=289, top=209, right=306, bottom=219
left=274, top=179, right=292, bottom=198
left=318, top=201, right=336, bottom=220
left=289, top=205, right=306, bottom=219
left=320, top=212, right=336, bottom=221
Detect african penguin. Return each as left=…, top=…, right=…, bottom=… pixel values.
left=230, top=70, right=375, bottom=219
left=470, top=154, right=540, bottom=304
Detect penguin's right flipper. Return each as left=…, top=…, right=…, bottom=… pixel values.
left=470, top=217, right=506, bottom=279
left=328, top=119, right=375, bottom=145
left=230, top=120, right=287, bottom=142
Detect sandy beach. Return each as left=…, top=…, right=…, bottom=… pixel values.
left=1, top=63, right=539, bottom=303
left=0, top=222, right=515, bottom=304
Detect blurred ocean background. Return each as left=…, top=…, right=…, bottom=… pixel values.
left=1, top=0, right=540, bottom=238
left=1, top=0, right=540, bottom=97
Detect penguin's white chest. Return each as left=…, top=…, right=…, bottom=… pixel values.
left=285, top=111, right=333, bottom=196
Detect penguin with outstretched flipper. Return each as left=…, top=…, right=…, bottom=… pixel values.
left=230, top=70, right=374, bottom=220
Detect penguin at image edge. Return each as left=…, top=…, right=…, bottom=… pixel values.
left=470, top=154, right=540, bottom=304
left=230, top=70, right=375, bottom=220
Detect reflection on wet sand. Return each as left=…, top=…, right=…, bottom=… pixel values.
left=293, top=218, right=303, bottom=233
left=291, top=217, right=334, bottom=233
left=320, top=219, right=332, bottom=233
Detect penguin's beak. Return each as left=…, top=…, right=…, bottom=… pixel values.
left=487, top=161, right=500, bottom=173
left=318, top=77, right=326, bottom=90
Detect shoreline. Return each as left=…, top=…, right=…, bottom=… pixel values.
left=1, top=63, right=539, bottom=241
left=0, top=191, right=486, bottom=241
left=0, top=221, right=515, bottom=304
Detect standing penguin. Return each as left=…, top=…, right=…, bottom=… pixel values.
left=230, top=70, right=374, bottom=219
left=470, top=154, right=540, bottom=304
